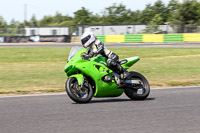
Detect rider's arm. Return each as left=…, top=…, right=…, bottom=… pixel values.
left=86, top=47, right=90, bottom=55
left=86, top=47, right=94, bottom=58
left=93, top=40, right=104, bottom=56
left=84, top=40, right=104, bottom=58
left=83, top=47, right=94, bottom=60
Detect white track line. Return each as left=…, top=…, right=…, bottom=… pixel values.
left=152, top=86, right=200, bottom=90
left=0, top=93, right=65, bottom=99
left=0, top=86, right=199, bottom=99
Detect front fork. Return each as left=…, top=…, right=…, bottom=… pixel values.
left=70, top=74, right=84, bottom=87
left=69, top=74, right=89, bottom=89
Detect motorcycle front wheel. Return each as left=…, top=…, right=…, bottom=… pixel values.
left=124, top=72, right=150, bottom=100
left=65, top=77, right=93, bottom=103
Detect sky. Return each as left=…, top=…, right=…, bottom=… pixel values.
left=0, top=0, right=175, bottom=23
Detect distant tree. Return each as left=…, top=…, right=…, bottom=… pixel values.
left=197, top=2, right=200, bottom=24
left=90, top=14, right=102, bottom=25
left=38, top=12, right=73, bottom=27
left=9, top=19, right=20, bottom=28
left=101, top=3, right=131, bottom=24
left=129, top=10, right=143, bottom=24
left=57, top=14, right=74, bottom=26
left=54, top=12, right=64, bottom=23
left=58, top=20, right=75, bottom=27
left=0, top=16, right=7, bottom=28
left=29, top=14, right=38, bottom=26
left=152, top=0, right=167, bottom=23
left=0, top=16, right=7, bottom=35
left=141, top=0, right=167, bottom=24
left=74, top=7, right=92, bottom=25
left=174, top=0, right=199, bottom=25
left=140, top=4, right=154, bottom=24
left=151, top=14, right=163, bottom=31
left=38, top=15, right=54, bottom=26
left=167, top=0, right=179, bottom=22
left=9, top=19, right=21, bottom=35
left=144, top=14, right=163, bottom=33
left=167, top=0, right=179, bottom=12
left=53, top=12, right=72, bottom=23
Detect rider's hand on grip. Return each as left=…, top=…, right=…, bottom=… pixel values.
left=82, top=55, right=90, bottom=60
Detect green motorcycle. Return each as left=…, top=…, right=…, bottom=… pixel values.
left=64, top=46, right=150, bottom=103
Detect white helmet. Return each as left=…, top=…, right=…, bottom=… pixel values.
left=81, top=32, right=96, bottom=48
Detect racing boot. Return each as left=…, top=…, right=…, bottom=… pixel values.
left=116, top=63, right=129, bottom=79
left=123, top=69, right=129, bottom=79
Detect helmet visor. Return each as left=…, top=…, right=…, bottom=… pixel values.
left=81, top=35, right=91, bottom=45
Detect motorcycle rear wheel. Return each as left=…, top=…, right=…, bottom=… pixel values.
left=124, top=72, right=150, bottom=100
left=65, top=77, right=93, bottom=103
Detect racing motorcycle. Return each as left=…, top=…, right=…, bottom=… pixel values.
left=64, top=46, right=150, bottom=103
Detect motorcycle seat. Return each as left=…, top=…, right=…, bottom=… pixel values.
left=120, top=59, right=128, bottom=65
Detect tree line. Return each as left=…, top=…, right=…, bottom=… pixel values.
left=1, top=0, right=200, bottom=35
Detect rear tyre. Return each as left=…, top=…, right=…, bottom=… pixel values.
left=124, top=72, right=150, bottom=100
left=65, top=77, right=93, bottom=103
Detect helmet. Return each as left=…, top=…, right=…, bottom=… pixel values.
left=81, top=32, right=96, bottom=48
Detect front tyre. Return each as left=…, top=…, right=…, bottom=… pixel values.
left=124, top=72, right=150, bottom=100
left=65, top=77, right=93, bottom=103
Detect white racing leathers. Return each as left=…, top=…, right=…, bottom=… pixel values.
left=87, top=40, right=126, bottom=74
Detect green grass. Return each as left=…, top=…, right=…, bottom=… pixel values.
left=0, top=47, right=200, bottom=95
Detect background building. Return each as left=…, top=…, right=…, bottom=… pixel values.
left=25, top=27, right=69, bottom=36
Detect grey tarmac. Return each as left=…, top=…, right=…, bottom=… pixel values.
left=0, top=87, right=200, bottom=133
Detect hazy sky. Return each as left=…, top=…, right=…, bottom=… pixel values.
left=0, top=0, right=175, bottom=23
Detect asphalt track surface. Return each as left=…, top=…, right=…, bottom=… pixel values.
left=1, top=42, right=200, bottom=47
left=0, top=87, right=200, bottom=133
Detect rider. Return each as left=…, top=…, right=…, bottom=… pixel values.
left=81, top=31, right=129, bottom=79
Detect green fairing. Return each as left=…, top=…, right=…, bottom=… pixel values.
left=90, top=56, right=108, bottom=66
left=70, top=74, right=83, bottom=86
left=64, top=47, right=139, bottom=97
left=121, top=56, right=140, bottom=69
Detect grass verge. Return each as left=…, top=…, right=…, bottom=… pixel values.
left=0, top=47, right=200, bottom=95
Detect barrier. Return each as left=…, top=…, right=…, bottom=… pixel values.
left=39, top=35, right=71, bottom=42
left=0, top=35, right=71, bottom=43
left=0, top=37, right=4, bottom=43
left=105, top=35, right=125, bottom=43
left=4, top=36, right=29, bottom=43
left=71, top=36, right=80, bottom=42
left=164, top=34, right=183, bottom=42
left=1, top=34, right=200, bottom=43
left=29, top=36, right=40, bottom=42
left=96, top=35, right=105, bottom=42
left=125, top=35, right=143, bottom=42
left=183, top=34, right=200, bottom=42
left=143, top=34, right=164, bottom=42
